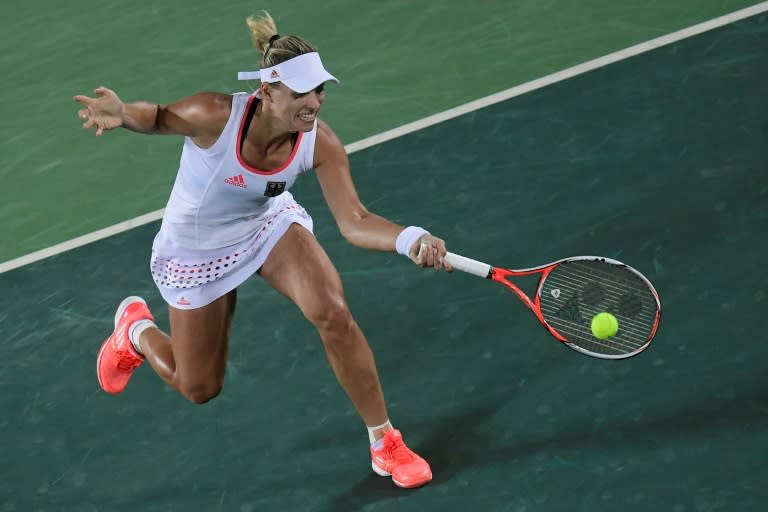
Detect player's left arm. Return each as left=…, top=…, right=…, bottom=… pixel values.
left=313, top=120, right=450, bottom=269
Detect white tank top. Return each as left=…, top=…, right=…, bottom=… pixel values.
left=161, top=92, right=317, bottom=249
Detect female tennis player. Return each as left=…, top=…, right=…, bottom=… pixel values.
left=73, top=11, right=451, bottom=489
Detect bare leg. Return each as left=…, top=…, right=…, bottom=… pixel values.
left=139, top=290, right=237, bottom=403
left=259, top=224, right=390, bottom=431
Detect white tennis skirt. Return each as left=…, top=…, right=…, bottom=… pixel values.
left=150, top=202, right=313, bottom=310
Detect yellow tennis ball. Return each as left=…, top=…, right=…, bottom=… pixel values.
left=591, top=312, right=619, bottom=339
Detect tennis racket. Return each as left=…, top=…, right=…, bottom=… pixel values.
left=443, top=253, right=661, bottom=359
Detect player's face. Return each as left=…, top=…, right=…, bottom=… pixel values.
left=269, top=83, right=325, bottom=132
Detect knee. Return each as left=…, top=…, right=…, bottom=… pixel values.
left=308, top=293, right=355, bottom=338
left=176, top=376, right=224, bottom=404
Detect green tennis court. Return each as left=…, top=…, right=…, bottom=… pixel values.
left=1, top=2, right=766, bottom=511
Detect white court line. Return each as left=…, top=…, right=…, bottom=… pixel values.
left=2, top=1, right=767, bottom=275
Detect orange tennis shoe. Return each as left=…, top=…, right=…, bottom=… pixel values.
left=96, top=296, right=153, bottom=394
left=370, top=429, right=432, bottom=488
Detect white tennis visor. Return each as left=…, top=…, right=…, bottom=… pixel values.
left=237, top=52, right=339, bottom=93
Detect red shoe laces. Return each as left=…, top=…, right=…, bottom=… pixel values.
left=383, top=434, right=415, bottom=464
left=115, top=350, right=142, bottom=371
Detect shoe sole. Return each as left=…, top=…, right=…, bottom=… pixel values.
left=371, top=461, right=391, bottom=477
left=371, top=462, right=431, bottom=489
left=96, top=296, right=147, bottom=394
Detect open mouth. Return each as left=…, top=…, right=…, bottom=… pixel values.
left=298, top=112, right=317, bottom=122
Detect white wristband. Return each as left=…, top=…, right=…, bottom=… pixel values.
left=395, top=226, right=430, bottom=256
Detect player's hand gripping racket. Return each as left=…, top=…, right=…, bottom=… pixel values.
left=443, top=253, right=661, bottom=359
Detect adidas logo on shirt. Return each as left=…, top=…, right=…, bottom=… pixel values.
left=224, top=174, right=247, bottom=189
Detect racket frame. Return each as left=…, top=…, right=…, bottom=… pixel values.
left=444, top=252, right=662, bottom=359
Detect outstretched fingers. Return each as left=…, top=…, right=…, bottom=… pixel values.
left=74, top=94, right=94, bottom=126
left=73, top=95, right=91, bottom=105
left=73, top=86, right=121, bottom=136
left=94, top=86, right=113, bottom=96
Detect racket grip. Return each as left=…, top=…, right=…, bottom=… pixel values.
left=444, top=252, right=492, bottom=278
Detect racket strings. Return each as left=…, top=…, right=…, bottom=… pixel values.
left=539, top=260, right=658, bottom=356
left=544, top=285, right=655, bottom=348
left=546, top=271, right=655, bottom=338
left=545, top=263, right=656, bottom=321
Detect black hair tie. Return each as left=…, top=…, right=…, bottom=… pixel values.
left=265, top=33, right=280, bottom=54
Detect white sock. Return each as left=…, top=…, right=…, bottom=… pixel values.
left=128, top=319, right=156, bottom=355
left=367, top=420, right=393, bottom=446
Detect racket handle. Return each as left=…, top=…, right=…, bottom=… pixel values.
left=444, top=252, right=492, bottom=279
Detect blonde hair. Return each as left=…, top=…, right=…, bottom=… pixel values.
left=246, top=11, right=317, bottom=68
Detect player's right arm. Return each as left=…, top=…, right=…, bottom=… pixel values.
left=74, top=86, right=232, bottom=148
